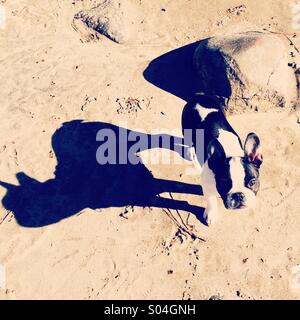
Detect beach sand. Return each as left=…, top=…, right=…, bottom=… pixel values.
left=0, top=0, right=299, bottom=299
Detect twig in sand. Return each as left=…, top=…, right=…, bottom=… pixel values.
left=160, top=195, right=205, bottom=242
left=168, top=192, right=190, bottom=230
left=0, top=211, right=11, bottom=225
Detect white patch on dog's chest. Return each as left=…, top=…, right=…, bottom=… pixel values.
left=201, top=161, right=219, bottom=196
left=217, top=129, right=244, bottom=157
left=195, top=103, right=219, bottom=121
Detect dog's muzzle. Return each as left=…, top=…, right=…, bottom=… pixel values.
left=225, top=192, right=246, bottom=209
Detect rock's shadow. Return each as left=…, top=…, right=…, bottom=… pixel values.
left=0, top=120, right=205, bottom=227
left=143, top=39, right=232, bottom=101
left=143, top=41, right=201, bottom=101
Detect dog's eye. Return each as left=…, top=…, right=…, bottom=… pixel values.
left=248, top=178, right=257, bottom=188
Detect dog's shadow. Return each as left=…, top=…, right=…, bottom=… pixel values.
left=0, top=120, right=205, bottom=227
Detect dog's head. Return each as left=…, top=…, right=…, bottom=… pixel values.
left=207, top=133, right=263, bottom=210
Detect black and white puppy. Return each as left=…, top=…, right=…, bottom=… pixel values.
left=182, top=94, right=263, bottom=225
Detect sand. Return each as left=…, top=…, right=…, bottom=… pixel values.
left=0, top=0, right=299, bottom=300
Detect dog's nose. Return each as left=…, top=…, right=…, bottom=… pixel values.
left=227, top=192, right=245, bottom=209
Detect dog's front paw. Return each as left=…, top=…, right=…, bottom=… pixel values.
left=203, top=208, right=219, bottom=226
left=183, top=146, right=196, bottom=161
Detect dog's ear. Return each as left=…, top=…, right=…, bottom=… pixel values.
left=207, top=139, right=226, bottom=168
left=244, top=133, right=263, bottom=168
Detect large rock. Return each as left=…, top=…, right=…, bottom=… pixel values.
left=193, top=31, right=299, bottom=114
left=73, top=0, right=138, bottom=44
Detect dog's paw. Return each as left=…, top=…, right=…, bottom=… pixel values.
left=182, top=146, right=196, bottom=161
left=203, top=209, right=219, bottom=226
